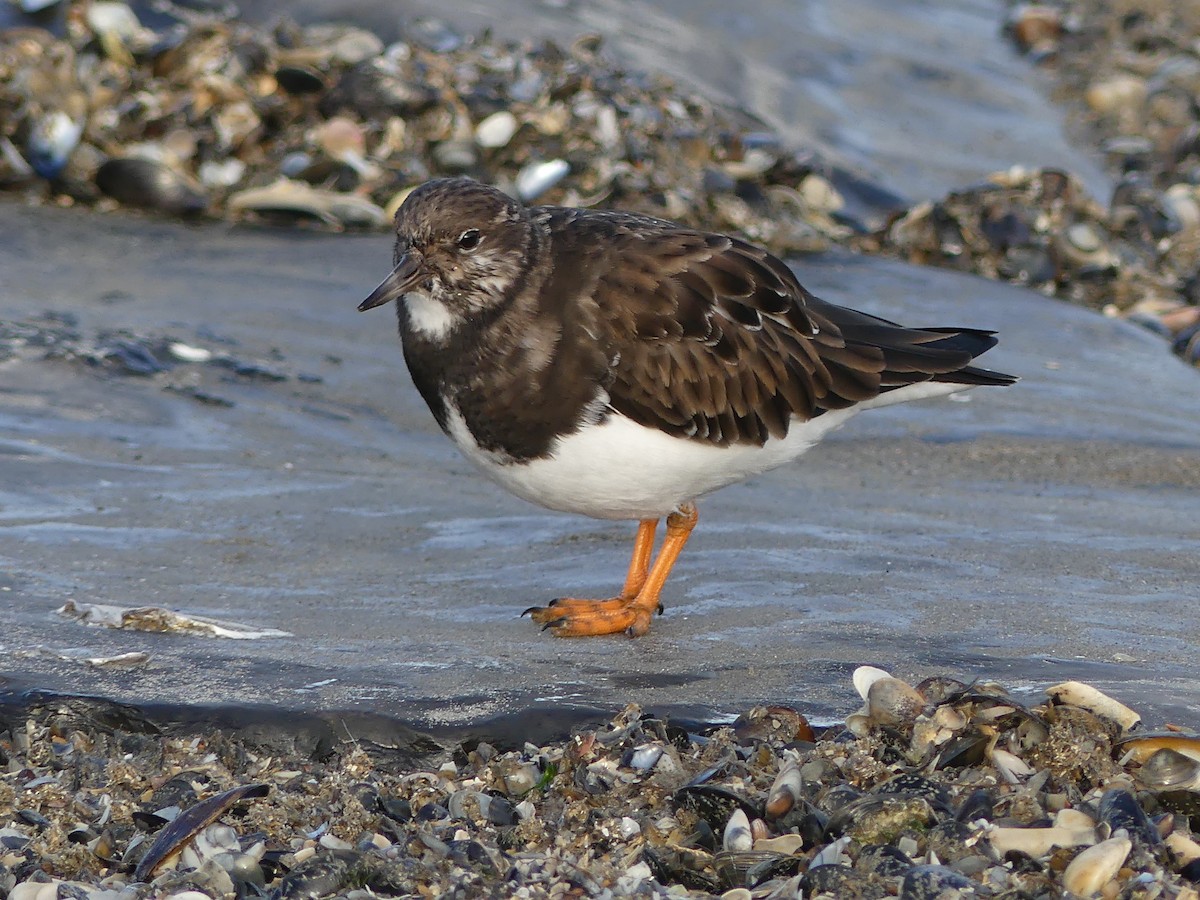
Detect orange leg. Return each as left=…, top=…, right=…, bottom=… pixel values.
left=525, top=504, right=698, bottom=637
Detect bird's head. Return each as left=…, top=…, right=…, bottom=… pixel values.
left=358, top=178, right=535, bottom=337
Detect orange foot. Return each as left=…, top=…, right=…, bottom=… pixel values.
left=526, top=595, right=665, bottom=637
left=523, top=503, right=698, bottom=638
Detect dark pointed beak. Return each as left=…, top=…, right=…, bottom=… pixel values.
left=357, top=250, right=426, bottom=311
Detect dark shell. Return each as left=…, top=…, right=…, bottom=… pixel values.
left=1098, top=787, right=1161, bottom=846
left=872, top=773, right=953, bottom=813
left=133, top=782, right=269, bottom=881
left=856, top=843, right=915, bottom=878
left=277, top=850, right=357, bottom=900
left=672, top=785, right=761, bottom=833
left=936, top=729, right=991, bottom=770
left=642, top=846, right=720, bottom=893
left=955, top=788, right=995, bottom=824
left=801, top=863, right=870, bottom=895
left=275, top=64, right=328, bottom=95
left=901, top=864, right=978, bottom=899
left=95, top=158, right=207, bottom=215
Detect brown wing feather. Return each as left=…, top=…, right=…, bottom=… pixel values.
left=554, top=209, right=1012, bottom=448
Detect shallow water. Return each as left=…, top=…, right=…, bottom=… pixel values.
left=1, top=1, right=1197, bottom=744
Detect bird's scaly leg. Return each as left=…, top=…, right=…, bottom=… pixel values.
left=526, top=504, right=698, bottom=637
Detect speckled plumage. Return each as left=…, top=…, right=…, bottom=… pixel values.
left=362, top=178, right=1013, bottom=477
left=358, top=177, right=1016, bottom=634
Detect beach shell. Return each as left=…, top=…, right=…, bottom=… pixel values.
left=1061, top=835, right=1131, bottom=897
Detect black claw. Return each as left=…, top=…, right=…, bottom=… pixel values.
left=655, top=603, right=664, bottom=616
left=521, top=606, right=540, bottom=618
left=541, top=621, right=559, bottom=633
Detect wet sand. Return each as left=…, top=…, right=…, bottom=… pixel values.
left=2, top=0, right=1199, bottom=748
left=2, top=202, right=1199, bottom=745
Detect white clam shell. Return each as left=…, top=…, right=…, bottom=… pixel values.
left=516, top=158, right=569, bottom=201
left=722, top=808, right=752, bottom=853
left=1061, top=835, right=1131, bottom=898
left=1046, top=681, right=1141, bottom=732
left=852, top=665, right=892, bottom=701
left=475, top=111, right=519, bottom=149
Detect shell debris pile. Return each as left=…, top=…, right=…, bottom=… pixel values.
left=0, top=0, right=851, bottom=255
left=4, top=668, right=1200, bottom=898
left=995, top=0, right=1200, bottom=362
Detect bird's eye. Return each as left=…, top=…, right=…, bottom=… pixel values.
left=456, top=229, right=481, bottom=251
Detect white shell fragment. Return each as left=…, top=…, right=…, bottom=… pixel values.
left=722, top=808, right=752, bottom=852
left=764, top=758, right=802, bottom=819
left=986, top=822, right=1098, bottom=857
left=475, top=111, right=519, bottom=149
left=168, top=342, right=214, bottom=363
left=58, top=600, right=292, bottom=639
left=1061, top=835, right=1131, bottom=898
left=990, top=747, right=1035, bottom=784
left=852, top=665, right=892, bottom=701
left=515, top=158, right=569, bottom=201
left=229, top=179, right=388, bottom=228
left=1046, top=681, right=1141, bottom=732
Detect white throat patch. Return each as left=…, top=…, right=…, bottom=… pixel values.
left=405, top=289, right=457, bottom=341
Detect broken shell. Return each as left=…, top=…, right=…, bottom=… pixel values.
left=516, top=159, right=569, bottom=202
left=475, top=111, right=519, bottom=149
left=622, top=743, right=665, bottom=773
left=867, top=676, right=925, bottom=727
left=1045, top=681, right=1141, bottom=732
left=228, top=179, right=387, bottom=228
left=1166, top=831, right=1200, bottom=866
left=852, top=665, right=892, bottom=700
left=26, top=111, right=82, bottom=179
left=723, top=808, right=752, bottom=853
left=1061, top=835, right=1131, bottom=898
left=764, top=759, right=802, bottom=819
left=1008, top=4, right=1063, bottom=54
left=986, top=822, right=1097, bottom=857
left=1086, top=74, right=1148, bottom=115
left=95, top=157, right=207, bottom=215
left=134, top=783, right=269, bottom=881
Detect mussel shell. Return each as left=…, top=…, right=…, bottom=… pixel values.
left=134, top=782, right=269, bottom=881
left=936, top=728, right=990, bottom=770
left=872, top=772, right=952, bottom=812
left=912, top=675, right=969, bottom=704
left=642, top=846, right=720, bottom=893
left=856, top=843, right=914, bottom=878
left=96, top=157, right=206, bottom=215
left=900, top=864, right=976, bottom=899
left=825, top=795, right=937, bottom=843
left=1098, top=787, right=1160, bottom=846
left=801, top=863, right=867, bottom=895
left=955, top=788, right=995, bottom=824
left=275, top=64, right=328, bottom=95
left=672, top=785, right=761, bottom=833
left=714, top=850, right=792, bottom=888
left=276, top=849, right=357, bottom=900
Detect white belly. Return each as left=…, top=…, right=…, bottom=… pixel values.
left=442, top=403, right=849, bottom=519
left=442, top=381, right=971, bottom=520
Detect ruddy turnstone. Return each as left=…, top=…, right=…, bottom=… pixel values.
left=359, top=177, right=1016, bottom=637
